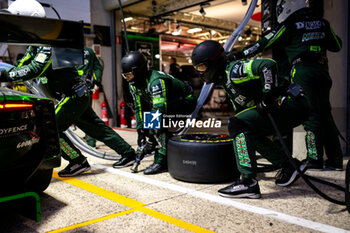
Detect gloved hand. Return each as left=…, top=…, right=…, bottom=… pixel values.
left=137, top=129, right=148, bottom=147
left=0, top=70, right=7, bottom=82
left=143, top=140, right=157, bottom=154
left=227, top=52, right=243, bottom=61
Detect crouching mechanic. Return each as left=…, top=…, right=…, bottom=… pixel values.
left=231, top=0, right=343, bottom=171
left=0, top=46, right=136, bottom=177
left=192, top=40, right=309, bottom=198
left=120, top=51, right=197, bottom=174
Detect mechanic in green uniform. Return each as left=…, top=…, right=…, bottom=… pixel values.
left=231, top=0, right=343, bottom=170
left=192, top=40, right=309, bottom=198
left=77, top=47, right=103, bottom=148
left=120, top=51, right=197, bottom=174
left=0, top=46, right=136, bottom=177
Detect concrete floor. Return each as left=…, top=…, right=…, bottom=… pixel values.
left=1, top=128, right=349, bottom=233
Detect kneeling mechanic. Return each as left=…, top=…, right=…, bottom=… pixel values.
left=192, top=40, right=309, bottom=198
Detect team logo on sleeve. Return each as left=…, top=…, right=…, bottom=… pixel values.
left=35, top=53, right=47, bottom=63
left=143, top=110, right=161, bottom=129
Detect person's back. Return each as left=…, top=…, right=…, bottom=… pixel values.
left=280, top=9, right=341, bottom=65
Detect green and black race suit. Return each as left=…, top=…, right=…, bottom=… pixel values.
left=129, top=70, right=196, bottom=164
left=222, top=59, right=309, bottom=179
left=129, top=70, right=196, bottom=130
left=234, top=10, right=343, bottom=168
left=76, top=47, right=103, bottom=85
left=1, top=46, right=78, bottom=96
left=235, top=11, right=342, bottom=65
left=0, top=46, right=135, bottom=164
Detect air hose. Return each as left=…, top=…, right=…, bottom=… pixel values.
left=23, top=80, right=122, bottom=161
left=267, top=112, right=346, bottom=206
left=177, top=0, right=258, bottom=135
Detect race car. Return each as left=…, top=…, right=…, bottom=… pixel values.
left=0, top=87, right=60, bottom=194
left=0, top=10, right=84, bottom=199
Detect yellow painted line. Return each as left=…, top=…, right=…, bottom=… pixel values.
left=52, top=171, right=214, bottom=233
left=47, top=208, right=138, bottom=233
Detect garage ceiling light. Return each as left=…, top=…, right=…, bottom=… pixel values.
left=121, top=17, right=133, bottom=22
left=172, top=29, right=182, bottom=36
left=187, top=28, right=202, bottom=33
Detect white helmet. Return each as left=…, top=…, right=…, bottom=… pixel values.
left=276, top=0, right=308, bottom=23
left=7, top=0, right=46, bottom=17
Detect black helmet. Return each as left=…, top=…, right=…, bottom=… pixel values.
left=191, top=40, right=227, bottom=83
left=121, top=51, right=148, bottom=84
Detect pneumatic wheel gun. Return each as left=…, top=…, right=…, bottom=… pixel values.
left=130, top=140, right=157, bottom=173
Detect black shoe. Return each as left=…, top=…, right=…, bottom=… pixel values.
left=143, top=163, right=167, bottom=175
left=112, top=156, right=135, bottom=168
left=275, top=159, right=301, bottom=187
left=218, top=177, right=261, bottom=199
left=58, top=160, right=91, bottom=177
left=300, top=159, right=323, bottom=171
left=324, top=160, right=343, bottom=171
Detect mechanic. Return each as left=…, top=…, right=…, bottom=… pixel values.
left=0, top=1, right=137, bottom=176
left=120, top=51, right=197, bottom=174
left=231, top=0, right=343, bottom=171
left=169, top=56, right=181, bottom=79
left=191, top=40, right=309, bottom=198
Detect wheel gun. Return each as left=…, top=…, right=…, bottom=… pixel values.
left=130, top=137, right=157, bottom=173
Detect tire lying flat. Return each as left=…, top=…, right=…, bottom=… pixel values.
left=168, top=133, right=239, bottom=183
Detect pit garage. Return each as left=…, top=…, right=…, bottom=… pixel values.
left=0, top=0, right=349, bottom=232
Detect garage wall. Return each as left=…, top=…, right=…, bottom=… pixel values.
left=90, top=0, right=117, bottom=125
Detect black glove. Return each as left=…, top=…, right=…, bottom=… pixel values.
left=227, top=52, right=243, bottom=61
left=0, top=70, right=7, bottom=82
left=137, top=129, right=147, bottom=147
left=143, top=140, right=157, bottom=154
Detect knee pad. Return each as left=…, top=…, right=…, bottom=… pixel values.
left=227, top=117, right=247, bottom=138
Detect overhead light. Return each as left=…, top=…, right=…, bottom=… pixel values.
left=187, top=28, right=202, bottom=33
left=172, top=29, right=182, bottom=36
left=210, top=30, right=216, bottom=35
left=155, top=54, right=160, bottom=59
left=238, top=36, right=243, bottom=41
left=121, top=17, right=133, bottom=22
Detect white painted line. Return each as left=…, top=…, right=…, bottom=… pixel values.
left=91, top=163, right=349, bottom=233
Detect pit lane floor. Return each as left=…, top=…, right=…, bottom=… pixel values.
left=1, top=128, right=350, bottom=233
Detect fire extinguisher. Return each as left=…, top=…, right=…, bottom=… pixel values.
left=131, top=115, right=137, bottom=129
left=101, top=101, right=109, bottom=125
left=120, top=101, right=128, bottom=128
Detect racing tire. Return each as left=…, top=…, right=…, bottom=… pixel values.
left=27, top=168, right=53, bottom=193
left=167, top=133, right=239, bottom=183
left=346, top=159, right=350, bottom=213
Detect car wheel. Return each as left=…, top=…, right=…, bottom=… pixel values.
left=167, top=133, right=239, bottom=183
left=27, top=169, right=53, bottom=193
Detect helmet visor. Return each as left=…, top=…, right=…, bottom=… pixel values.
left=122, top=71, right=135, bottom=82
left=194, top=63, right=208, bottom=73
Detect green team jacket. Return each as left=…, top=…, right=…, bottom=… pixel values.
left=129, top=70, right=192, bottom=130
left=76, top=47, right=103, bottom=84
left=221, top=59, right=288, bottom=113
left=0, top=46, right=78, bottom=96
left=235, top=11, right=342, bottom=64
left=15, top=46, right=39, bottom=67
